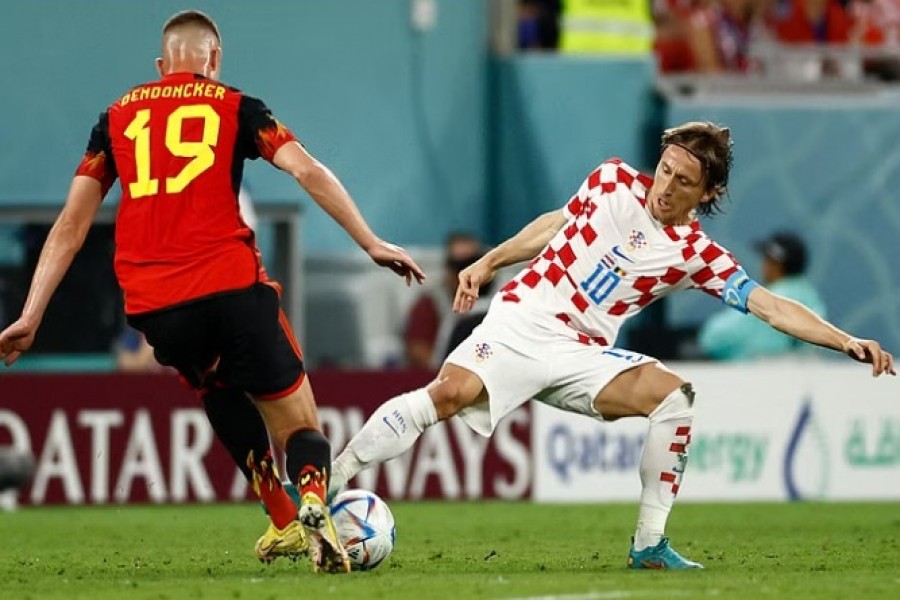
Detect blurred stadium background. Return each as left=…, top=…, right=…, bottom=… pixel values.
left=1, top=1, right=899, bottom=596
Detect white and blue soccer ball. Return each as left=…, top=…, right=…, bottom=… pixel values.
left=330, top=489, right=395, bottom=570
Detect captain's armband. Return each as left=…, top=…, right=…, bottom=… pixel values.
left=721, top=269, right=759, bottom=314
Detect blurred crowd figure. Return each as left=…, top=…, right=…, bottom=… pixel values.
left=517, top=0, right=900, bottom=80
left=518, top=0, right=561, bottom=49
left=403, top=233, right=492, bottom=369
left=654, top=0, right=763, bottom=73
left=698, top=231, right=827, bottom=361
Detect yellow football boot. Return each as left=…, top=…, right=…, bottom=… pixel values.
left=254, top=519, right=309, bottom=563
left=298, top=493, right=351, bottom=573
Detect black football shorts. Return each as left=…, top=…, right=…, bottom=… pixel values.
left=128, top=283, right=304, bottom=399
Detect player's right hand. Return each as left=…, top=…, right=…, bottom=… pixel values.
left=453, top=260, right=496, bottom=314
left=0, top=318, right=38, bottom=366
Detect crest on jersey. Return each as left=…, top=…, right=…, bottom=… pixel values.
left=474, top=342, right=493, bottom=363
left=627, top=230, right=647, bottom=252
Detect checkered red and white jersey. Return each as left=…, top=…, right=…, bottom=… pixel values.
left=493, top=158, right=742, bottom=347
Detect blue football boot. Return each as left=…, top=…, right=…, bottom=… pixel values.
left=628, top=537, right=704, bottom=570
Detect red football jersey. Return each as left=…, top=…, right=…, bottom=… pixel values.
left=76, top=72, right=296, bottom=314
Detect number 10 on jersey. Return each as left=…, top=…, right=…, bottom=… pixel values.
left=580, top=256, right=623, bottom=304
left=124, top=104, right=220, bottom=198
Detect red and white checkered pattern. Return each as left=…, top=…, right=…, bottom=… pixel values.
left=661, top=425, right=691, bottom=495
left=495, top=158, right=742, bottom=348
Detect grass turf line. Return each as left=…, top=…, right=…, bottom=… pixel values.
left=0, top=502, right=898, bottom=600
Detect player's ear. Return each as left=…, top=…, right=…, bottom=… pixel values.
left=209, top=47, right=222, bottom=80
left=155, top=57, right=165, bottom=77
left=699, top=183, right=721, bottom=205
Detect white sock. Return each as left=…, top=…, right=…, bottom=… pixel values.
left=633, top=384, right=695, bottom=551
left=333, top=388, right=438, bottom=485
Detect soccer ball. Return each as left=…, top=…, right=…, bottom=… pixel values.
left=330, top=489, right=395, bottom=570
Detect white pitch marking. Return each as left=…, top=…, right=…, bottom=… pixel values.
left=499, top=592, right=632, bottom=600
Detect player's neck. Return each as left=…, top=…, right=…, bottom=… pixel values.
left=648, top=206, right=695, bottom=228
left=162, top=62, right=212, bottom=79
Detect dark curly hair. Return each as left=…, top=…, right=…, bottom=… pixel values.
left=661, top=122, right=733, bottom=217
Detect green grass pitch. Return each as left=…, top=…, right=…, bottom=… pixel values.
left=1, top=501, right=898, bottom=600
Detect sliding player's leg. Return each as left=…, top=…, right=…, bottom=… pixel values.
left=328, top=363, right=486, bottom=499
left=330, top=323, right=549, bottom=500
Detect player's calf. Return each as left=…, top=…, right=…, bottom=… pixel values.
left=633, top=382, right=694, bottom=552
left=333, top=388, right=438, bottom=488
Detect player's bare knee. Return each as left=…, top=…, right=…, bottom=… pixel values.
left=638, top=366, right=688, bottom=413
left=427, top=381, right=463, bottom=420
left=427, top=377, right=483, bottom=421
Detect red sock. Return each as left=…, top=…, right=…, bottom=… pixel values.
left=285, top=429, right=332, bottom=503
left=248, top=450, right=297, bottom=529
left=298, top=465, right=328, bottom=503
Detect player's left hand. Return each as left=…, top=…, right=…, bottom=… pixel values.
left=0, top=318, right=38, bottom=366
left=367, top=240, right=426, bottom=286
left=842, top=337, right=896, bottom=377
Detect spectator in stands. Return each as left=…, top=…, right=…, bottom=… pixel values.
left=851, top=0, right=900, bottom=45
left=685, top=0, right=761, bottom=72
left=765, top=0, right=855, bottom=78
left=849, top=0, right=900, bottom=80
left=653, top=0, right=696, bottom=72
left=770, top=0, right=852, bottom=44
left=404, top=232, right=486, bottom=369
left=518, top=0, right=560, bottom=50
left=559, top=0, right=653, bottom=54
left=698, top=231, right=827, bottom=361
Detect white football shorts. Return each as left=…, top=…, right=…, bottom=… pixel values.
left=445, top=305, right=657, bottom=436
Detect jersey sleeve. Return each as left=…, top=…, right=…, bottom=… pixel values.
left=74, top=111, right=118, bottom=198
left=688, top=238, right=744, bottom=302
left=238, top=95, right=298, bottom=163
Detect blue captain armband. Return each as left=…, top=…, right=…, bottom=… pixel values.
left=721, top=269, right=759, bottom=314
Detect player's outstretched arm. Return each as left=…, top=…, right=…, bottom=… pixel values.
left=0, top=176, right=103, bottom=366
left=272, top=142, right=425, bottom=286
left=453, top=209, right=566, bottom=313
left=747, top=286, right=895, bottom=377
